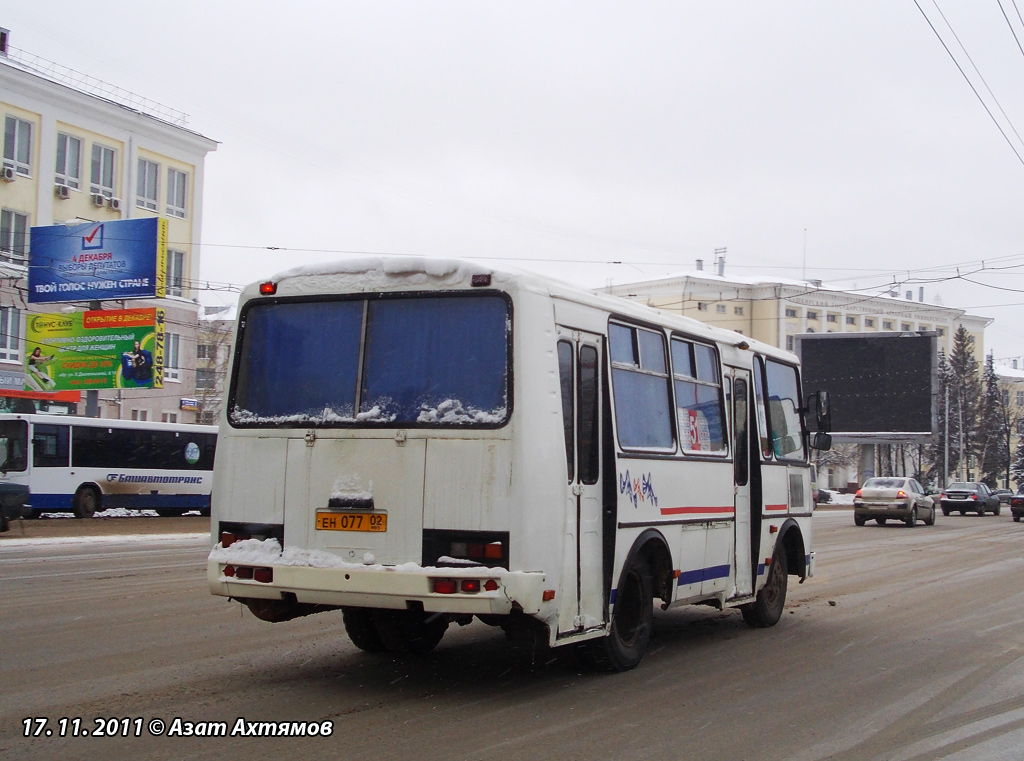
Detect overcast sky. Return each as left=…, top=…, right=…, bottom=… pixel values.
left=5, top=1, right=1024, bottom=357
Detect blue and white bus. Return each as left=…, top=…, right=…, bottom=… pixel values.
left=0, top=414, right=217, bottom=518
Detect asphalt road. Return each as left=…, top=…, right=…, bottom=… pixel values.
left=2, top=510, right=1024, bottom=761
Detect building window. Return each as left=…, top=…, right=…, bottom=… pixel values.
left=90, top=144, right=116, bottom=197
left=697, top=302, right=708, bottom=312
left=196, top=368, right=216, bottom=390
left=734, top=306, right=744, bottom=315
left=136, top=158, right=159, bottom=210
left=806, top=311, right=818, bottom=321
left=1003, top=390, right=1010, bottom=407
left=883, top=320, right=894, bottom=330
left=786, top=335, right=794, bottom=351
left=785, top=308, right=798, bottom=318
left=130, top=409, right=148, bottom=421
left=901, top=323, right=912, bottom=331
left=197, top=343, right=216, bottom=361
left=716, top=304, right=726, bottom=314
left=166, top=167, right=187, bottom=218
left=0, top=305, right=21, bottom=362
left=1017, top=391, right=1023, bottom=406
left=55, top=133, right=82, bottom=189
left=846, top=316, right=857, bottom=325
left=0, top=209, right=28, bottom=265
left=865, top=318, right=875, bottom=327
left=164, top=332, right=180, bottom=381
left=827, top=314, right=838, bottom=323
left=198, top=410, right=217, bottom=425
left=3, top=115, right=33, bottom=176
left=166, top=249, right=185, bottom=297
left=937, top=328, right=945, bottom=336
left=161, top=412, right=178, bottom=423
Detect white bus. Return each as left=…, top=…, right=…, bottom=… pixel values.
left=0, top=414, right=217, bottom=518
left=208, top=259, right=831, bottom=670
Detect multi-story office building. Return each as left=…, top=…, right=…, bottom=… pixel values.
left=0, top=32, right=217, bottom=420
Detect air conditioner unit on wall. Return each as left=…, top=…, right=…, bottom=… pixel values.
left=1, top=166, right=14, bottom=182
left=91, top=193, right=106, bottom=206
left=55, top=184, right=70, bottom=199
left=108, top=197, right=122, bottom=211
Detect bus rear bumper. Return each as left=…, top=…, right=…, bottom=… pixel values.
left=207, top=560, right=549, bottom=617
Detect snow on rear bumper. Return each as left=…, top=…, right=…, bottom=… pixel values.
left=207, top=559, right=548, bottom=616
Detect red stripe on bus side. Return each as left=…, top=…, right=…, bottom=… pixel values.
left=659, top=506, right=735, bottom=516
left=764, top=504, right=789, bottom=512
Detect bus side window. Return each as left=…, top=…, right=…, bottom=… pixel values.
left=33, top=424, right=70, bottom=468
left=608, top=323, right=674, bottom=450
left=557, top=340, right=575, bottom=482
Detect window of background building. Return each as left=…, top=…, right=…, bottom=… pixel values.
left=0, top=305, right=21, bottom=362
left=697, top=303, right=708, bottom=311
left=865, top=318, right=875, bottom=327
left=883, top=320, right=894, bottom=330
left=136, top=158, right=159, bottom=210
left=161, top=412, right=178, bottom=423
left=55, top=133, right=82, bottom=189
left=198, top=410, right=217, bottom=425
left=164, top=333, right=180, bottom=381
left=734, top=306, right=744, bottom=315
left=0, top=209, right=28, bottom=265
left=196, top=368, right=215, bottom=390
left=716, top=304, right=726, bottom=313
left=786, top=335, right=794, bottom=351
left=785, top=308, right=798, bottom=318
left=846, top=316, right=857, bottom=325
left=901, top=323, right=912, bottom=331
left=806, top=311, right=818, bottom=321
left=197, top=343, right=216, bottom=361
left=130, top=409, right=148, bottom=421
left=90, top=144, right=116, bottom=197
left=1018, top=391, right=1023, bottom=406
left=1003, top=390, right=1010, bottom=407
left=937, top=328, right=945, bottom=336
left=827, top=314, right=838, bottom=323
left=166, top=249, right=185, bottom=297
left=166, top=167, right=187, bottom=218
left=3, top=115, right=33, bottom=176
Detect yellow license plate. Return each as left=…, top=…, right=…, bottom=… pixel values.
left=315, top=512, right=387, bottom=532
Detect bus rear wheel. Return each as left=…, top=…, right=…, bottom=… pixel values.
left=341, top=607, right=387, bottom=653
left=588, top=555, right=653, bottom=672
left=741, top=543, right=788, bottom=628
left=72, top=486, right=100, bottom=519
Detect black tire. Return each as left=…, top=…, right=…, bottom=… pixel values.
left=905, top=508, right=917, bottom=527
left=370, top=609, right=448, bottom=654
left=854, top=513, right=866, bottom=526
left=588, top=554, right=654, bottom=671
left=199, top=506, right=211, bottom=517
left=960, top=510, right=966, bottom=516
left=993, top=506, right=1001, bottom=516
left=155, top=508, right=186, bottom=517
left=72, top=486, right=100, bottom=519
left=1014, top=515, right=1021, bottom=522
left=342, top=607, right=387, bottom=652
left=942, top=507, right=950, bottom=516
left=977, top=506, right=986, bottom=516
left=876, top=517, right=887, bottom=525
left=923, top=507, right=936, bottom=526
left=741, top=543, right=788, bottom=628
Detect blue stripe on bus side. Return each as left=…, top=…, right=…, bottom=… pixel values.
left=29, top=493, right=210, bottom=511
left=677, top=564, right=731, bottom=587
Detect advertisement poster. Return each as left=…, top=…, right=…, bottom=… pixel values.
left=27, top=218, right=167, bottom=303
left=25, top=308, right=165, bottom=391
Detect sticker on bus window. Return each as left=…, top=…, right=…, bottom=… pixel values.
left=185, top=442, right=200, bottom=465
left=679, top=409, right=711, bottom=452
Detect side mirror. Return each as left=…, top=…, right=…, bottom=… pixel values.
left=811, top=431, right=832, bottom=451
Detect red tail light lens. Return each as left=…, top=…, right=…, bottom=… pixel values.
left=896, top=490, right=908, bottom=499
left=253, top=567, right=274, bottom=583
left=432, top=579, right=457, bottom=594
left=235, top=566, right=254, bottom=580
left=483, top=579, right=499, bottom=592
left=460, top=579, right=481, bottom=593
left=259, top=281, right=277, bottom=295
left=855, top=489, right=862, bottom=498
left=223, top=565, right=236, bottom=577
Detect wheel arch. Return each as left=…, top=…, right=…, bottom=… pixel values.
left=616, top=528, right=674, bottom=608
left=775, top=518, right=808, bottom=582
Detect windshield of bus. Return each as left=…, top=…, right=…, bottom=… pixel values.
left=0, top=419, right=28, bottom=472
left=230, top=294, right=511, bottom=428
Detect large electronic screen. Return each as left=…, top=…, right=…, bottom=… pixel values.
left=796, top=332, right=937, bottom=442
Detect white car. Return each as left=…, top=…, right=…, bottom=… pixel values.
left=853, top=477, right=936, bottom=527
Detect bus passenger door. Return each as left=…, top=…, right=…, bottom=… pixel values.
left=556, top=329, right=605, bottom=637
left=731, top=372, right=753, bottom=598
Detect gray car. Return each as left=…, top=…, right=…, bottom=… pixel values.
left=939, top=482, right=1000, bottom=516
left=854, top=477, right=935, bottom=527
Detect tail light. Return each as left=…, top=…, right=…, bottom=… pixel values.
left=896, top=490, right=908, bottom=499
left=855, top=489, right=862, bottom=498
left=970, top=494, right=978, bottom=501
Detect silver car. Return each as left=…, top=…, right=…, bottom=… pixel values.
left=854, top=477, right=936, bottom=527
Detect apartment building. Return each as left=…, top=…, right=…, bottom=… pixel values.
left=0, top=33, right=217, bottom=420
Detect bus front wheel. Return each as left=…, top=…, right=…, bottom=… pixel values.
left=73, top=486, right=100, bottom=519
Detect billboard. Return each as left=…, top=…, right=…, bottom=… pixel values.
left=28, top=218, right=167, bottom=303
left=796, top=332, right=938, bottom=443
left=24, top=308, right=165, bottom=391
